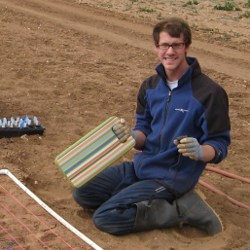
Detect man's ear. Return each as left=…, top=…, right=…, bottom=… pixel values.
left=185, top=44, right=191, bottom=54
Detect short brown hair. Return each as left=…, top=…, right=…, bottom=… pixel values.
left=153, top=17, right=192, bottom=47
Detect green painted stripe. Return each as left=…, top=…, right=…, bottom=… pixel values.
left=71, top=138, right=135, bottom=187
left=55, top=117, right=135, bottom=188
left=55, top=116, right=117, bottom=162
left=61, top=130, right=116, bottom=172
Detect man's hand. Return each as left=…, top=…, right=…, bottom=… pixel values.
left=174, top=137, right=203, bottom=160
left=112, top=118, right=131, bottom=143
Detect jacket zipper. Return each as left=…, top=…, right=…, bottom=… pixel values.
left=159, top=90, right=172, bottom=151
left=137, top=88, right=173, bottom=169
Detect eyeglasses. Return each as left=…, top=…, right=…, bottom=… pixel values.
left=157, top=42, right=185, bottom=50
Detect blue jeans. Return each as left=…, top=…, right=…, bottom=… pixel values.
left=73, top=161, right=175, bottom=235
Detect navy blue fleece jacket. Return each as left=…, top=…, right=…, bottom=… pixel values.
left=133, top=57, right=231, bottom=194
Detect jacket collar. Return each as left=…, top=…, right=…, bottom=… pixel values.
left=155, top=57, right=202, bottom=87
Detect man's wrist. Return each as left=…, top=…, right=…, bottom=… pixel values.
left=197, top=145, right=203, bottom=160
left=130, top=130, right=138, bottom=141
left=209, top=147, right=222, bottom=163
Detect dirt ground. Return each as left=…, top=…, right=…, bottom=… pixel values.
left=0, top=0, right=249, bottom=249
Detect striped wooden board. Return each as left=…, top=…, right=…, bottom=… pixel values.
left=55, top=117, right=135, bottom=188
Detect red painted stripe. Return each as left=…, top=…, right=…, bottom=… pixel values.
left=58, top=118, right=118, bottom=164
left=72, top=139, right=134, bottom=186
left=68, top=140, right=120, bottom=180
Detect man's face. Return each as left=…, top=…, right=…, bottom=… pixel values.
left=155, top=32, right=190, bottom=75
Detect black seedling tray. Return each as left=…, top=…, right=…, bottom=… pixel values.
left=0, top=125, right=45, bottom=138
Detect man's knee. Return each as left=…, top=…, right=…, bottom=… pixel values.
left=93, top=208, right=135, bottom=235
left=93, top=209, right=121, bottom=235
left=72, top=188, right=92, bottom=208
left=72, top=188, right=84, bottom=205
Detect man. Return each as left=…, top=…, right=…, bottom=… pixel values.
left=73, top=17, right=230, bottom=236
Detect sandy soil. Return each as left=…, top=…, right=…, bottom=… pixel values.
left=0, top=0, right=249, bottom=249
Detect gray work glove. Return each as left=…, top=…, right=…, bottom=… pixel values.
left=174, top=137, right=203, bottom=161
left=112, top=118, right=131, bottom=143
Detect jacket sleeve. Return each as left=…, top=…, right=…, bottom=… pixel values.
left=196, top=77, right=231, bottom=163
left=134, top=75, right=160, bottom=136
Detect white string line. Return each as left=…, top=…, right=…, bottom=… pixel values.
left=0, top=168, right=103, bottom=250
